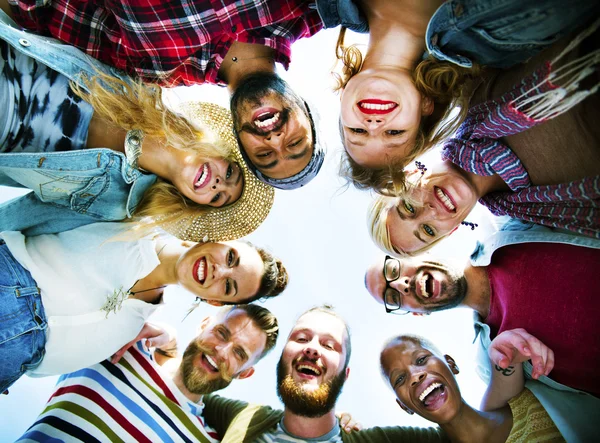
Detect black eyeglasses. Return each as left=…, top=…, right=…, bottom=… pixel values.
left=383, top=255, right=410, bottom=315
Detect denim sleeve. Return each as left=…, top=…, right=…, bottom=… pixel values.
left=0, top=192, right=97, bottom=236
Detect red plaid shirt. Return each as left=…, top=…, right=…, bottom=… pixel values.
left=9, top=0, right=323, bottom=86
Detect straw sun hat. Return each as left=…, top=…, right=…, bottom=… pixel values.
left=164, top=102, right=275, bottom=242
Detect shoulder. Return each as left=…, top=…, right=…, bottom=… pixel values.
left=343, top=426, right=448, bottom=443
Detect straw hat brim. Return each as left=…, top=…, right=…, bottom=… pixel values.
left=163, top=102, right=275, bottom=242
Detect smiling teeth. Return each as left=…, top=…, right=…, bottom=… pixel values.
left=196, top=164, right=209, bottom=187
left=420, top=274, right=430, bottom=298
left=297, top=364, right=321, bottom=376
left=254, top=112, right=280, bottom=128
left=436, top=188, right=455, bottom=211
left=205, top=355, right=218, bottom=370
left=197, top=258, right=206, bottom=283
left=360, top=102, right=396, bottom=110
left=419, top=382, right=441, bottom=402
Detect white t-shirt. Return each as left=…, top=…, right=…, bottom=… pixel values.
left=1, top=222, right=162, bottom=376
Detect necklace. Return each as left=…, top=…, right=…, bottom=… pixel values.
left=100, top=244, right=168, bottom=317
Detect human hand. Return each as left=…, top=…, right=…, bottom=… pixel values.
left=336, top=411, right=363, bottom=433
left=111, top=323, right=174, bottom=364
left=489, top=328, right=554, bottom=379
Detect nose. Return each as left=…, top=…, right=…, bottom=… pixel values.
left=303, top=342, right=321, bottom=359
left=410, top=371, right=426, bottom=387
left=364, top=116, right=384, bottom=130
left=213, top=262, right=232, bottom=280
left=391, top=275, right=410, bottom=294
left=263, top=131, right=284, bottom=149
left=211, top=176, right=228, bottom=191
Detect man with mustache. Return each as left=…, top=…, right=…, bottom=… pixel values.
left=16, top=305, right=279, bottom=442
left=0, top=0, right=368, bottom=188
left=203, top=306, right=447, bottom=442
left=365, top=218, right=600, bottom=441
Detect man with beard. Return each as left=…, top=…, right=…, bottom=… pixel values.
left=203, top=306, right=447, bottom=442
left=16, top=305, right=279, bottom=442
left=0, top=0, right=369, bottom=188
left=365, top=219, right=600, bottom=439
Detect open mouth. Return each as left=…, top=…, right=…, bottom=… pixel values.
left=192, top=257, right=207, bottom=284
left=201, top=353, right=219, bottom=373
left=434, top=186, right=456, bottom=212
left=294, top=360, right=323, bottom=379
left=358, top=99, right=398, bottom=115
left=418, top=382, right=447, bottom=411
left=416, top=273, right=439, bottom=299
left=252, top=107, right=282, bottom=132
left=194, top=163, right=211, bottom=190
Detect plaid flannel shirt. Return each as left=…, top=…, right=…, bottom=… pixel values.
left=8, top=0, right=324, bottom=86
left=442, top=63, right=600, bottom=239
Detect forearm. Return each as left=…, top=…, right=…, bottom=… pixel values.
left=480, top=361, right=524, bottom=411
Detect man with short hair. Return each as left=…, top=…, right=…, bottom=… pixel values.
left=0, top=0, right=368, bottom=187
left=203, top=305, right=447, bottom=442
left=364, top=219, right=600, bottom=442
left=17, top=304, right=279, bottom=442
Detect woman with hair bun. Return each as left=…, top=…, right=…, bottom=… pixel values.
left=0, top=221, right=289, bottom=394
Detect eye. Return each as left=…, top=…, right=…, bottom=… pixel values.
left=323, top=342, right=335, bottom=350
left=225, top=279, right=233, bottom=296
left=227, top=249, right=235, bottom=267
left=386, top=130, right=405, bottom=136
left=349, top=128, right=366, bottom=134
left=416, top=355, right=429, bottom=365
left=403, top=201, right=415, bottom=214
left=423, top=225, right=435, bottom=237
left=394, top=374, right=405, bottom=387
left=217, top=327, right=226, bottom=340
left=257, top=151, right=272, bottom=158
left=289, top=138, right=302, bottom=147
left=226, top=164, right=233, bottom=179
left=296, top=336, right=308, bottom=343
left=210, top=193, right=221, bottom=204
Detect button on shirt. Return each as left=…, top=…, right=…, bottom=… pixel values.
left=10, top=0, right=324, bottom=86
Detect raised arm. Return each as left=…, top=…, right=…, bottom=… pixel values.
left=481, top=328, right=554, bottom=411
left=111, top=322, right=177, bottom=366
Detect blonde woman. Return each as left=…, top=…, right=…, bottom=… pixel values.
left=0, top=12, right=273, bottom=241
left=335, top=0, right=598, bottom=194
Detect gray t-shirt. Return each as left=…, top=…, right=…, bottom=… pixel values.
left=255, top=419, right=343, bottom=443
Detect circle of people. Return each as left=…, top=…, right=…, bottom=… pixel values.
left=0, top=0, right=598, bottom=442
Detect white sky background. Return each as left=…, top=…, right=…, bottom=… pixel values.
left=0, top=28, right=501, bottom=440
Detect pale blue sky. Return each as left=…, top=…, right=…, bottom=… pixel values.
left=0, top=28, right=496, bottom=440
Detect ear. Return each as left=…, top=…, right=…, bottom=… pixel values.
left=205, top=299, right=224, bottom=307
left=236, top=367, right=255, bottom=380
left=396, top=398, right=414, bottom=415
left=445, top=355, right=459, bottom=375
left=421, top=96, right=434, bottom=116
left=411, top=312, right=430, bottom=317
left=344, top=366, right=351, bottom=381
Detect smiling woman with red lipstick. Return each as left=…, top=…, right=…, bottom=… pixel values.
left=380, top=332, right=563, bottom=442
left=0, top=220, right=288, bottom=393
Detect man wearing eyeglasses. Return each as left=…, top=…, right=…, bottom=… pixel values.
left=364, top=218, right=600, bottom=439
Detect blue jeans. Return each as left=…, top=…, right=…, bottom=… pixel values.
left=0, top=240, right=47, bottom=393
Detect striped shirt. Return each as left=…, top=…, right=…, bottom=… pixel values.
left=17, top=341, right=220, bottom=443
left=8, top=0, right=324, bottom=87
left=442, top=63, right=600, bottom=239
left=256, top=420, right=343, bottom=443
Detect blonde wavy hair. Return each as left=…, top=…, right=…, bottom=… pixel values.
left=71, top=73, right=232, bottom=231
left=333, top=27, right=480, bottom=196
left=367, top=193, right=451, bottom=258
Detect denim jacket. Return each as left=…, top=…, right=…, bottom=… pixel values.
left=0, top=11, right=157, bottom=236
left=312, top=0, right=368, bottom=33
left=471, top=218, right=600, bottom=442
left=425, top=0, right=600, bottom=68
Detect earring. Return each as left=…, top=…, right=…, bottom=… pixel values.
left=415, top=161, right=427, bottom=175
left=461, top=221, right=478, bottom=230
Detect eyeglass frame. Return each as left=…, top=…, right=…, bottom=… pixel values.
left=382, top=255, right=411, bottom=315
